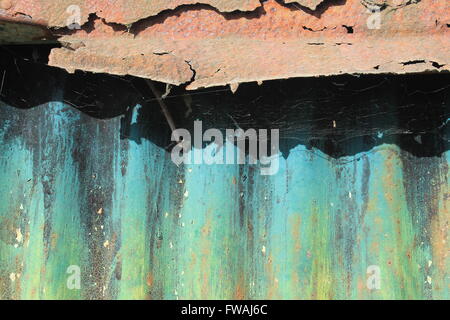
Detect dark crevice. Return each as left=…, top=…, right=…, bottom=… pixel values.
left=431, top=61, right=445, bottom=69
left=278, top=0, right=347, bottom=18
left=130, top=3, right=267, bottom=36
left=12, top=12, right=33, bottom=20
left=400, top=60, right=446, bottom=69
left=342, top=25, right=354, bottom=34
left=302, top=26, right=328, bottom=32
left=52, top=12, right=98, bottom=36
left=401, top=60, right=426, bottom=66
left=152, top=51, right=171, bottom=56
left=184, top=60, right=197, bottom=87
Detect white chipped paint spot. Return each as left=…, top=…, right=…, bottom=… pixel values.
left=15, top=228, right=23, bottom=243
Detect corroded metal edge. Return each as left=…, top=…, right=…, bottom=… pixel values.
left=1, top=0, right=449, bottom=89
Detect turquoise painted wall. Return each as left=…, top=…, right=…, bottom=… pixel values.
left=0, top=95, right=448, bottom=300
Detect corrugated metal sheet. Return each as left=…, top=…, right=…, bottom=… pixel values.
left=0, top=0, right=448, bottom=301
left=0, top=65, right=448, bottom=299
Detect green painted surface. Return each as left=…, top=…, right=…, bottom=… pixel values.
left=0, top=78, right=448, bottom=299
left=0, top=65, right=450, bottom=299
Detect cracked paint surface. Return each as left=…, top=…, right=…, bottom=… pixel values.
left=50, top=0, right=450, bottom=89
left=0, top=0, right=449, bottom=87
left=3, top=0, right=262, bottom=26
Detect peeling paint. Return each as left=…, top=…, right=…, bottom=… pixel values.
left=4, top=0, right=263, bottom=27
left=1, top=0, right=449, bottom=86
left=48, top=0, right=450, bottom=88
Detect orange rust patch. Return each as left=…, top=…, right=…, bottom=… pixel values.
left=3, top=0, right=450, bottom=88
left=146, top=273, right=154, bottom=287
left=289, top=214, right=302, bottom=252
left=430, top=215, right=449, bottom=274
left=5, top=0, right=263, bottom=27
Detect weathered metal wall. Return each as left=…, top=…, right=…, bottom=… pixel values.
left=0, top=61, right=448, bottom=299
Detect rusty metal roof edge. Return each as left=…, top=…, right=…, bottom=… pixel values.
left=1, top=0, right=449, bottom=89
